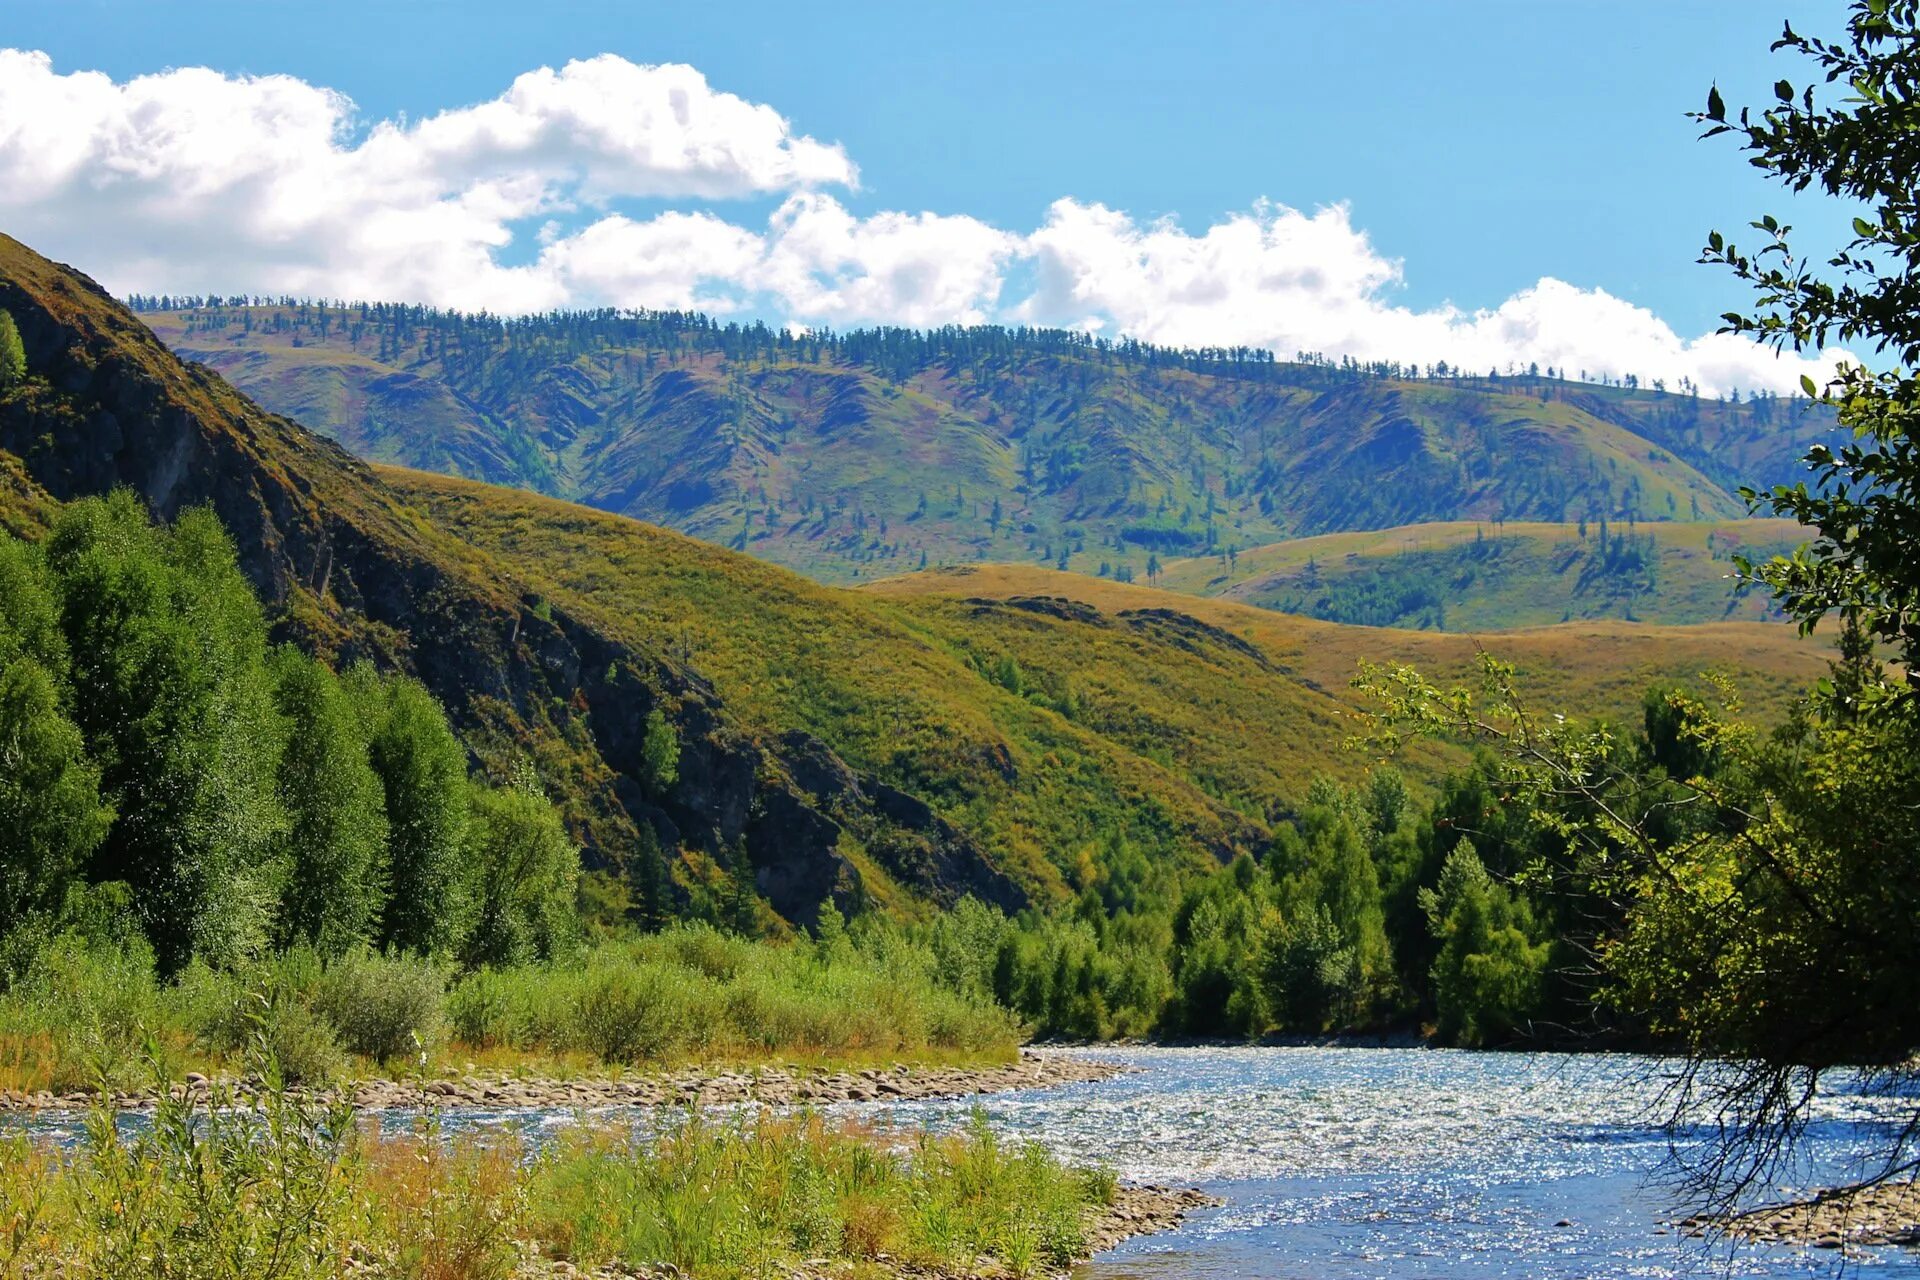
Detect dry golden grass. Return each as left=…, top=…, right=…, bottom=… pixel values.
left=865, top=562, right=1831, bottom=728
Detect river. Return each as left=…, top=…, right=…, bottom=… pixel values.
left=841, top=1046, right=1920, bottom=1279
left=19, top=1045, right=1917, bottom=1276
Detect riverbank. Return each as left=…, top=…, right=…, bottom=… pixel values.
left=1690, top=1180, right=1920, bottom=1249
left=487, top=1185, right=1217, bottom=1280
left=0, top=1047, right=1128, bottom=1112
left=2, top=1079, right=1207, bottom=1280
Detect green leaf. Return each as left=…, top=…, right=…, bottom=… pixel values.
left=1800, top=373, right=1819, bottom=397
left=1706, top=85, right=1726, bottom=121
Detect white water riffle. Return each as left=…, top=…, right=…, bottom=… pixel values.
left=834, top=1046, right=1920, bottom=1280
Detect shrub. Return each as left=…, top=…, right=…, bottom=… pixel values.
left=0, top=935, right=170, bottom=1089
left=310, top=947, right=447, bottom=1063
left=570, top=960, right=684, bottom=1065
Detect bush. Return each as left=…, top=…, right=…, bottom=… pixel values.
left=440, top=926, right=1016, bottom=1068
left=0, top=934, right=170, bottom=1089
left=570, top=959, right=689, bottom=1064
left=257, top=996, right=346, bottom=1084
left=310, top=947, right=447, bottom=1063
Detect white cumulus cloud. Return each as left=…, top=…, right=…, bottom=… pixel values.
left=1015, top=198, right=1846, bottom=394
left=0, top=49, right=855, bottom=310
left=0, top=49, right=1845, bottom=395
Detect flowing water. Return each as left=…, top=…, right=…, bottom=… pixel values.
left=19, top=1046, right=1919, bottom=1277
left=837, top=1047, right=1920, bottom=1279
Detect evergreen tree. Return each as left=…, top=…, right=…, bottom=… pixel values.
left=724, top=839, right=759, bottom=936
left=640, top=707, right=680, bottom=796
left=1419, top=840, right=1549, bottom=1046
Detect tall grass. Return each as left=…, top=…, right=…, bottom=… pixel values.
left=528, top=1110, right=1109, bottom=1278
left=445, top=927, right=1016, bottom=1066
left=0, top=1054, right=1111, bottom=1280
left=0, top=922, right=1018, bottom=1092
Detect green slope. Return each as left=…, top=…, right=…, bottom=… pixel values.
left=0, top=240, right=1834, bottom=932
left=385, top=471, right=1832, bottom=899
left=1155, top=518, right=1807, bottom=630
left=139, top=304, right=1831, bottom=586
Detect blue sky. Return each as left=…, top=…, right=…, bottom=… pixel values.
left=0, top=0, right=1855, bottom=391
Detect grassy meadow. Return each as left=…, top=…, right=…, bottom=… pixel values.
left=1155, top=517, right=1805, bottom=629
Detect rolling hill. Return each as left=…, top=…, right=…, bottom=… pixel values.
left=383, top=470, right=1830, bottom=898
left=0, top=238, right=1834, bottom=931
left=136, top=301, right=1832, bottom=588
left=1155, top=517, right=1806, bottom=630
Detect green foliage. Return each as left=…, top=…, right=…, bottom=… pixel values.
left=0, top=310, right=23, bottom=387
left=0, top=657, right=110, bottom=939
left=0, top=932, right=169, bottom=1090
left=353, top=666, right=472, bottom=955
left=270, top=650, right=387, bottom=956
left=1418, top=841, right=1550, bottom=1046
left=639, top=705, right=680, bottom=795
left=47, top=493, right=287, bottom=974
left=444, top=924, right=1017, bottom=1066
left=528, top=1109, right=1102, bottom=1280
left=308, top=947, right=448, bottom=1064
left=0, top=498, right=590, bottom=1006
left=460, top=768, right=581, bottom=968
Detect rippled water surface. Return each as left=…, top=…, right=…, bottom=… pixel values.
left=842, top=1047, right=1920, bottom=1279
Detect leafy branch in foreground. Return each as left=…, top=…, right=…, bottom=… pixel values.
left=1355, top=646, right=1920, bottom=1212
left=1698, top=0, right=1920, bottom=692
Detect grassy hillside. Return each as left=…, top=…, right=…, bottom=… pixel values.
left=862, top=563, right=1829, bottom=730
left=393, top=470, right=1828, bottom=892
left=139, top=303, right=1831, bottom=586
left=1156, top=518, right=1806, bottom=630
left=0, top=239, right=1835, bottom=930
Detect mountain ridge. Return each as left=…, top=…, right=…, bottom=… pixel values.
left=135, top=300, right=1832, bottom=590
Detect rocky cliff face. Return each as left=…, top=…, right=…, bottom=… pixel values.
left=0, top=234, right=1023, bottom=928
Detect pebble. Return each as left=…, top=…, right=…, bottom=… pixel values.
left=6, top=1048, right=1130, bottom=1115
left=1684, top=1179, right=1920, bottom=1248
